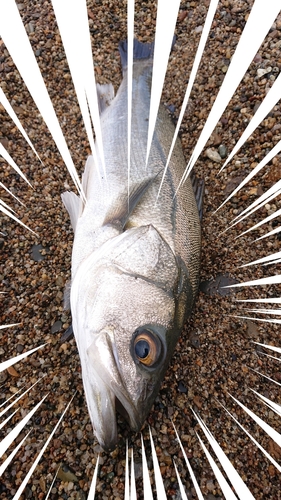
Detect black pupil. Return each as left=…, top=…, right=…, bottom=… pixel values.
left=135, top=340, right=150, bottom=359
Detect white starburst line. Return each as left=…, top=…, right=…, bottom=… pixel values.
left=0, top=142, right=31, bottom=186
left=246, top=366, right=281, bottom=386
left=0, top=344, right=45, bottom=372
left=220, top=183, right=281, bottom=236
left=45, top=465, right=60, bottom=500
left=145, top=0, right=181, bottom=167
left=0, top=377, right=45, bottom=417
left=127, top=0, right=134, bottom=202
left=87, top=456, right=99, bottom=500
left=149, top=426, right=167, bottom=500
left=253, top=342, right=281, bottom=354
left=245, top=308, right=281, bottom=315
left=228, top=393, right=281, bottom=447
left=172, top=423, right=204, bottom=499
left=0, top=394, right=48, bottom=458
left=0, top=430, right=31, bottom=477
left=240, top=251, right=281, bottom=267
left=51, top=0, right=106, bottom=182
left=180, top=0, right=281, bottom=188
left=11, top=393, right=76, bottom=500
left=130, top=447, right=137, bottom=500
left=232, top=314, right=281, bottom=325
left=0, top=408, right=19, bottom=432
left=0, top=182, right=25, bottom=206
left=124, top=440, right=130, bottom=500
left=173, top=461, right=189, bottom=500
left=238, top=298, right=281, bottom=304
left=141, top=434, right=154, bottom=500
left=196, top=432, right=239, bottom=499
left=191, top=409, right=255, bottom=500
left=156, top=0, right=219, bottom=202
left=256, top=225, right=281, bottom=241
left=218, top=400, right=281, bottom=474
left=251, top=389, right=281, bottom=417
left=0, top=86, right=42, bottom=164
left=0, top=0, right=83, bottom=197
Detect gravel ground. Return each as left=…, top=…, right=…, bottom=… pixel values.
left=0, top=0, right=281, bottom=499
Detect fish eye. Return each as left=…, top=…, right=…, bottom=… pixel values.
left=132, top=328, right=162, bottom=367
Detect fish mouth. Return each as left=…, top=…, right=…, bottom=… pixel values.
left=81, top=331, right=143, bottom=451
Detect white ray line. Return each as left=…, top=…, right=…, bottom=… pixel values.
left=224, top=275, right=281, bottom=288
left=0, top=0, right=83, bottom=197
left=221, top=184, right=281, bottom=235
left=156, top=0, right=219, bottom=201
left=149, top=427, right=167, bottom=500
left=0, top=182, right=25, bottom=206
left=0, top=377, right=45, bottom=417
left=45, top=465, right=60, bottom=500
left=173, top=461, right=188, bottom=500
left=232, top=314, right=281, bottom=325
left=51, top=0, right=106, bottom=180
left=219, top=400, right=281, bottom=474
left=196, top=433, right=239, bottom=500
left=258, top=352, right=281, bottom=363
left=127, top=0, right=134, bottom=201
left=253, top=342, right=281, bottom=354
left=235, top=208, right=281, bottom=239
left=251, top=389, right=281, bottom=417
left=192, top=410, right=255, bottom=500
left=256, top=224, right=281, bottom=241
left=263, top=258, right=281, bottom=266
left=218, top=70, right=281, bottom=174
left=141, top=434, right=154, bottom=500
left=0, top=323, right=20, bottom=332
left=180, top=0, right=281, bottom=186
left=172, top=423, right=204, bottom=500
left=247, top=366, right=281, bottom=387
left=0, top=199, right=36, bottom=234
left=0, top=409, right=19, bottom=431
left=0, top=86, right=42, bottom=164
left=0, top=197, right=16, bottom=214
left=245, top=308, right=281, bottom=315
left=228, top=394, right=281, bottom=447
left=0, top=142, right=31, bottom=186
left=216, top=141, right=281, bottom=212
left=0, top=430, right=31, bottom=477
left=124, top=441, right=129, bottom=500
left=238, top=298, right=281, bottom=304
left=0, top=344, right=45, bottom=372
left=145, top=0, right=181, bottom=166
left=130, top=447, right=137, bottom=500
left=0, top=394, right=48, bottom=458
left=87, top=456, right=99, bottom=500
left=232, top=180, right=281, bottom=224
left=241, top=251, right=281, bottom=268
left=12, top=393, right=76, bottom=500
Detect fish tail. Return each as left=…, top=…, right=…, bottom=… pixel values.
left=118, top=38, right=155, bottom=71
left=118, top=37, right=176, bottom=71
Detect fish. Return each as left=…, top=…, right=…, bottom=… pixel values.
left=61, top=39, right=202, bottom=451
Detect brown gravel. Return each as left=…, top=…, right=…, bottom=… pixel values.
left=1, top=1, right=281, bottom=499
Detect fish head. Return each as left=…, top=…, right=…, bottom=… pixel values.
left=71, top=224, right=189, bottom=450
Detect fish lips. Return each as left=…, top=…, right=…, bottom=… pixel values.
left=83, top=330, right=143, bottom=451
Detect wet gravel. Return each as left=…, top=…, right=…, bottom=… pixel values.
left=1, top=0, right=281, bottom=499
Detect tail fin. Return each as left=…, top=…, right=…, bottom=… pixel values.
left=118, top=38, right=154, bottom=71
left=118, top=36, right=176, bottom=72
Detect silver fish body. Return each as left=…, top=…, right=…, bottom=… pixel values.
left=62, top=40, right=201, bottom=450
